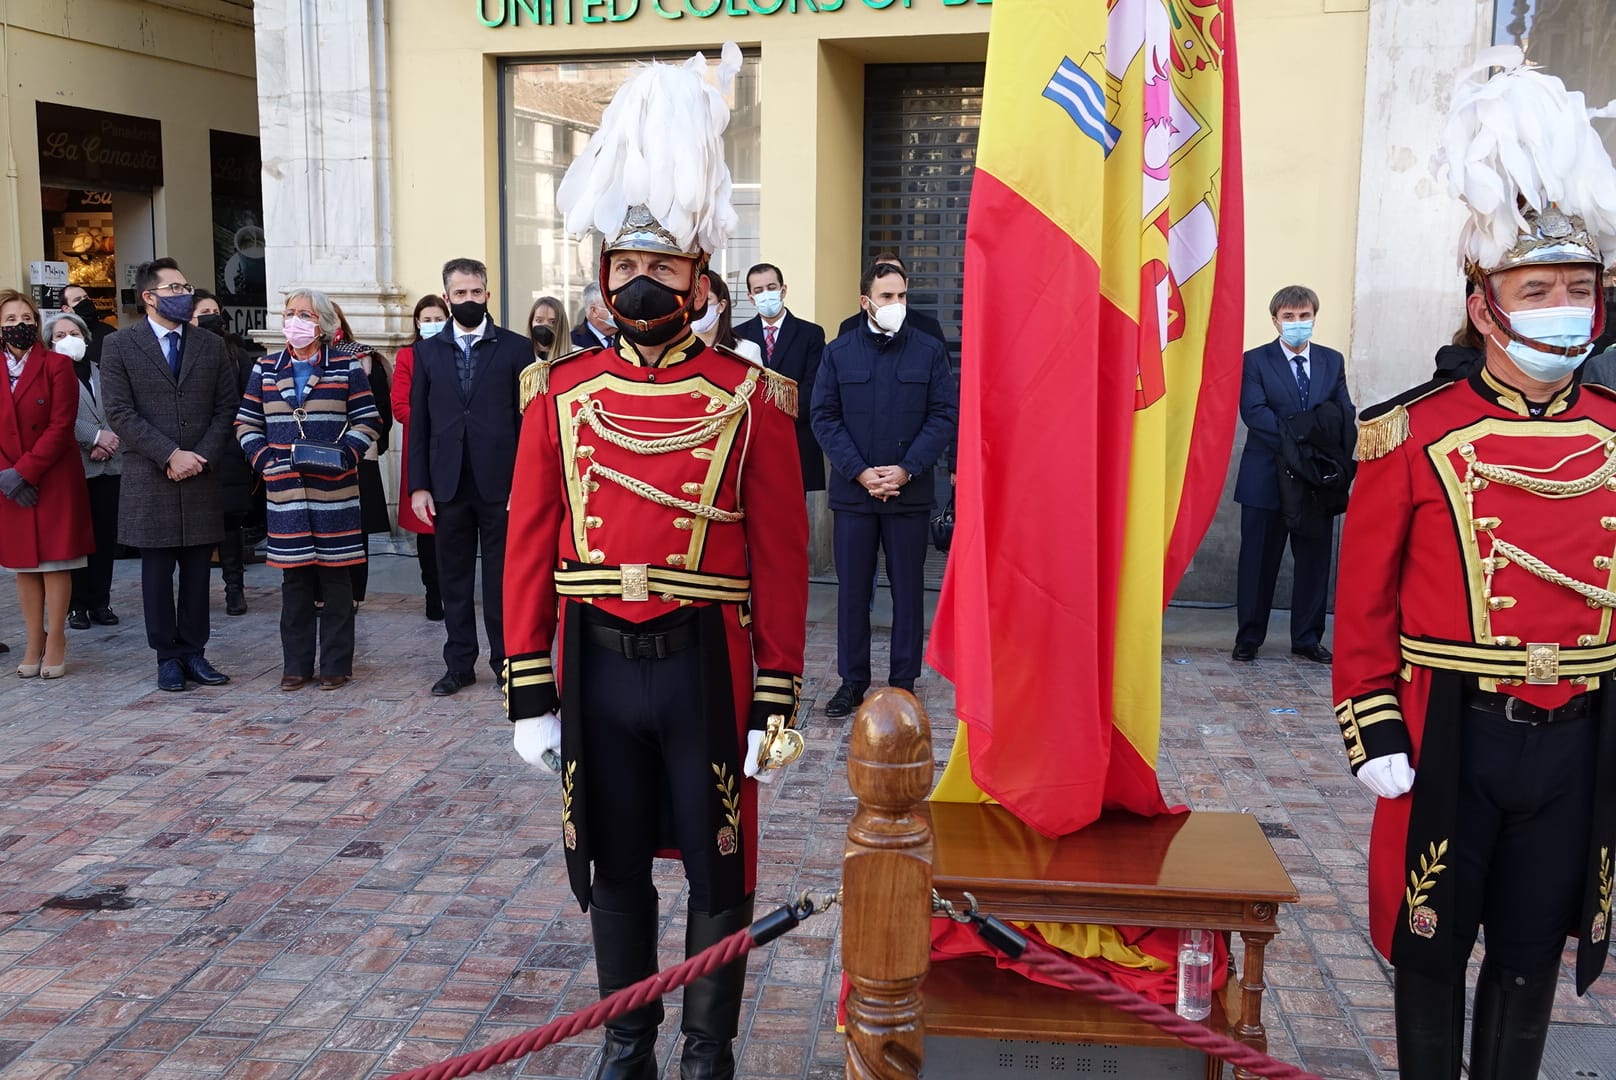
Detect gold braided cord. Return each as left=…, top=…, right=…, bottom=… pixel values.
left=1471, top=451, right=1616, bottom=498
left=586, top=462, right=744, bottom=523
left=1493, top=538, right=1616, bottom=608
left=578, top=402, right=734, bottom=455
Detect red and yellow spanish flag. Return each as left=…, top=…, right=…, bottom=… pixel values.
left=929, top=0, right=1244, bottom=836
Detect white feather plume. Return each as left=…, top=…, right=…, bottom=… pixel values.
left=556, top=43, right=742, bottom=256
left=1433, top=46, right=1616, bottom=270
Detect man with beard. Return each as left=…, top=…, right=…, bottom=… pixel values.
left=502, top=44, right=808, bottom=1080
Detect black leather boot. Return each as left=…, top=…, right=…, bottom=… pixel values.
left=590, top=904, right=664, bottom=1080
left=679, top=897, right=754, bottom=1080
left=1467, top=956, right=1558, bottom=1080
left=1393, top=966, right=1465, bottom=1080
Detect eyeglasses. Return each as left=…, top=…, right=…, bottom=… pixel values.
left=148, top=282, right=195, bottom=296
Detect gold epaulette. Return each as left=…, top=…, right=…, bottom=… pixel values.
left=1355, top=377, right=1457, bottom=462
left=519, top=347, right=597, bottom=412
left=714, top=343, right=798, bottom=418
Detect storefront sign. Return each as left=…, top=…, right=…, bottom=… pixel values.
left=209, top=130, right=268, bottom=337
left=478, top=0, right=988, bottom=27
left=28, top=261, right=68, bottom=288
left=36, top=103, right=164, bottom=191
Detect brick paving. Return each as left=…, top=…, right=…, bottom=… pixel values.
left=0, top=557, right=1611, bottom=1078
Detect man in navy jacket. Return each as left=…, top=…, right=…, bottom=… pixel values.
left=408, top=257, right=531, bottom=696
left=1232, top=285, right=1356, bottom=664
left=812, top=261, right=958, bottom=718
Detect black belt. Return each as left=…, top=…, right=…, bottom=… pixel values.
left=1466, top=689, right=1593, bottom=726
left=584, top=620, right=698, bottom=661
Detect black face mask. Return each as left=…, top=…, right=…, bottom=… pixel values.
left=72, top=298, right=99, bottom=324
left=196, top=314, right=227, bottom=337
left=450, top=299, right=487, bottom=329
left=1, top=322, right=38, bottom=352
left=610, top=275, right=692, bottom=348
left=531, top=324, right=556, bottom=350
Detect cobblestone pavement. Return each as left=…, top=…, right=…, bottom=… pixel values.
left=0, top=558, right=1611, bottom=1078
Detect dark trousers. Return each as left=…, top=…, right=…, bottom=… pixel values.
left=71, top=474, right=121, bottom=611
left=140, top=545, right=213, bottom=663
left=349, top=549, right=370, bottom=602
left=581, top=610, right=718, bottom=913
left=280, top=565, right=356, bottom=678
left=1235, top=504, right=1331, bottom=649
left=1446, top=702, right=1599, bottom=976
left=415, top=533, right=439, bottom=598
left=435, top=491, right=508, bottom=676
left=217, top=510, right=248, bottom=589
left=833, top=510, right=928, bottom=685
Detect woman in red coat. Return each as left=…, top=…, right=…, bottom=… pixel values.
left=390, top=295, right=447, bottom=620
left=0, top=289, right=93, bottom=678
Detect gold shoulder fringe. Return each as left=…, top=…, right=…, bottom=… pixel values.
left=519, top=359, right=551, bottom=413
left=1355, top=404, right=1409, bottom=462
left=760, top=368, right=798, bottom=419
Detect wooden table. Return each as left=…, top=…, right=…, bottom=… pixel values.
left=924, top=804, right=1300, bottom=1080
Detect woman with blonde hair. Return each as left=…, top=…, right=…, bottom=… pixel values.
left=527, top=295, right=571, bottom=360
left=0, top=290, right=93, bottom=678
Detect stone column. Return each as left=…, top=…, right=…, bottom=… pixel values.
left=252, top=0, right=407, bottom=348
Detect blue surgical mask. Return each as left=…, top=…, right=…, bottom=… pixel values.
left=1494, top=305, right=1596, bottom=382
left=418, top=320, right=447, bottom=339
left=1279, top=320, right=1313, bottom=349
left=754, top=291, right=784, bottom=319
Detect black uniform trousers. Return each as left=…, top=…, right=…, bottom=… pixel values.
left=1445, top=698, right=1599, bottom=978
left=833, top=510, right=928, bottom=685
left=71, top=474, right=121, bottom=611
left=279, top=565, right=355, bottom=678
left=433, top=460, right=508, bottom=677
left=140, top=545, right=213, bottom=663
left=415, top=533, right=439, bottom=598
left=1235, top=504, right=1331, bottom=649
left=217, top=510, right=249, bottom=590
left=580, top=606, right=723, bottom=914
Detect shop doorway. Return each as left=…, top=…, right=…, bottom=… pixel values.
left=861, top=62, right=985, bottom=374
left=38, top=187, right=154, bottom=328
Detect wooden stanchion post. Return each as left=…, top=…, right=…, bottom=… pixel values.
left=842, top=688, right=935, bottom=1079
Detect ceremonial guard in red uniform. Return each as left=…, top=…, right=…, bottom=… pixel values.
left=1335, top=51, right=1616, bottom=1078
left=502, top=44, right=809, bottom=1080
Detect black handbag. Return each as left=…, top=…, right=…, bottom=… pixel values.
left=930, top=494, right=955, bottom=553
left=288, top=408, right=351, bottom=478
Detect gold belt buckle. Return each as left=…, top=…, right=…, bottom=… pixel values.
left=757, top=713, right=806, bottom=772
left=621, top=563, right=649, bottom=602
left=1525, top=642, right=1560, bottom=685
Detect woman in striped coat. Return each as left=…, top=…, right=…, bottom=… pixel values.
left=236, top=288, right=380, bottom=691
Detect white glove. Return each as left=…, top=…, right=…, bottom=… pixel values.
left=513, top=712, right=562, bottom=773
left=743, top=730, right=774, bottom=784
left=1357, top=753, right=1415, bottom=799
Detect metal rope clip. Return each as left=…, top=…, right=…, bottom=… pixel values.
left=932, top=890, right=1028, bottom=959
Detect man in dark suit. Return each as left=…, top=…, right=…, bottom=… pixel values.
left=569, top=281, right=616, bottom=352
left=835, top=251, right=947, bottom=346
left=408, top=257, right=530, bottom=697
left=812, top=260, right=958, bottom=718
left=735, top=262, right=827, bottom=493
left=100, top=258, right=240, bottom=692
left=1232, top=285, right=1356, bottom=664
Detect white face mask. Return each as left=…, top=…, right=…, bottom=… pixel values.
left=418, top=320, right=447, bottom=339
left=690, top=303, right=722, bottom=335
left=869, top=301, right=907, bottom=334
left=1494, top=304, right=1596, bottom=382
left=53, top=335, right=87, bottom=361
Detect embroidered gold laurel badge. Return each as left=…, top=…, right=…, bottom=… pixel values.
left=713, top=763, right=741, bottom=856
left=1406, top=839, right=1449, bottom=940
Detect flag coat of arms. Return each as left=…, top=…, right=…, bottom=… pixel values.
left=929, top=0, right=1245, bottom=837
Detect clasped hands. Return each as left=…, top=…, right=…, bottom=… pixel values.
left=89, top=430, right=119, bottom=463
left=857, top=464, right=911, bottom=501
left=166, top=448, right=207, bottom=482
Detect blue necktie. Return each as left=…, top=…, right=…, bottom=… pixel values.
left=1292, top=356, right=1309, bottom=409
left=165, top=331, right=181, bottom=378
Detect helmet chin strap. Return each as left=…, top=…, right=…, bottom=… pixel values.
left=1475, top=266, right=1605, bottom=357
left=598, top=251, right=709, bottom=335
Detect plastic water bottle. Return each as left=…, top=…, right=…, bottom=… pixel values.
left=1176, top=928, right=1214, bottom=1021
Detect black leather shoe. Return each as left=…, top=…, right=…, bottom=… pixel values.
left=824, top=682, right=868, bottom=718
left=1291, top=645, right=1333, bottom=664
left=68, top=610, right=91, bottom=630
left=1231, top=643, right=1258, bottom=662
left=590, top=904, right=664, bottom=1080
left=680, top=898, right=753, bottom=1080
left=90, top=607, right=119, bottom=626
left=184, top=656, right=231, bottom=686
left=158, top=660, right=189, bottom=692
left=225, top=585, right=247, bottom=616
left=431, top=670, right=476, bottom=697
left=425, top=592, right=445, bottom=621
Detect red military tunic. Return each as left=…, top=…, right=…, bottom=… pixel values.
left=1334, top=367, right=1616, bottom=991
left=504, top=333, right=808, bottom=911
